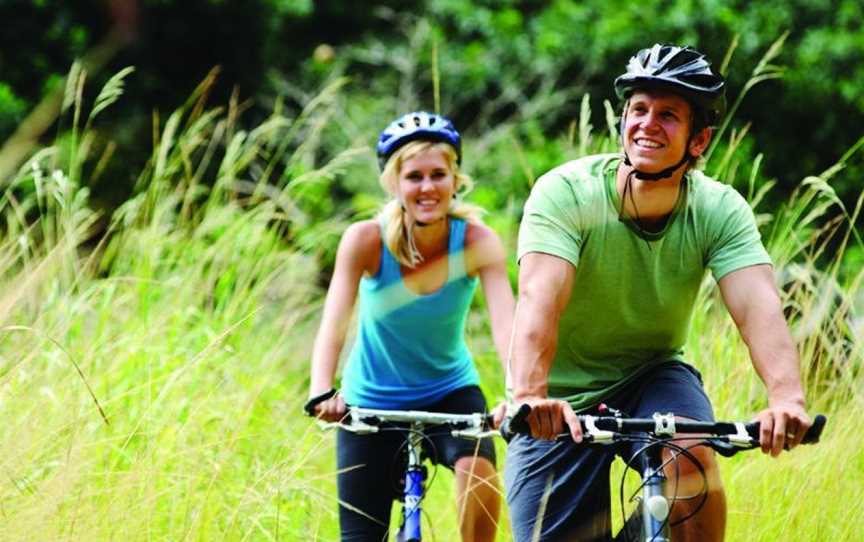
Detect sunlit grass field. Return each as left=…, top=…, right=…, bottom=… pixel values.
left=1, top=57, right=862, bottom=541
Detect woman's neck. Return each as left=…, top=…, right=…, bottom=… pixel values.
left=411, top=216, right=449, bottom=260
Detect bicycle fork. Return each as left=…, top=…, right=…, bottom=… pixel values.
left=638, top=446, right=670, bottom=542
left=397, top=422, right=425, bottom=542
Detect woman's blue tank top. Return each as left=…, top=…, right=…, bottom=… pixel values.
left=341, top=218, right=480, bottom=409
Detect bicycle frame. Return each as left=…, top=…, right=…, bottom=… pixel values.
left=320, top=406, right=496, bottom=542
left=400, top=419, right=425, bottom=542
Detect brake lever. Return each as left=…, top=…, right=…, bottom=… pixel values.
left=706, top=437, right=752, bottom=458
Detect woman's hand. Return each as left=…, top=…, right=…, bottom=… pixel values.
left=491, top=402, right=508, bottom=429
left=304, top=388, right=347, bottom=423
left=314, top=393, right=347, bottom=423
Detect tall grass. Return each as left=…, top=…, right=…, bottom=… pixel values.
left=0, top=67, right=356, bottom=540
left=1, top=38, right=862, bottom=541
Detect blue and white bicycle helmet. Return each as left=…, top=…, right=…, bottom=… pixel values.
left=614, top=44, right=726, bottom=127
left=376, top=111, right=461, bottom=170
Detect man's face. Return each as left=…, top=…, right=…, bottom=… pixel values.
left=622, top=90, right=704, bottom=174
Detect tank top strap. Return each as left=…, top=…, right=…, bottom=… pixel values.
left=374, top=217, right=401, bottom=285
left=448, top=217, right=470, bottom=282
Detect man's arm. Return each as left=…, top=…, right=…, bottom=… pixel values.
left=718, top=263, right=811, bottom=456
left=510, top=252, right=582, bottom=441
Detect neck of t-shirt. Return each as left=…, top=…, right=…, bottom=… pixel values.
left=616, top=166, right=685, bottom=224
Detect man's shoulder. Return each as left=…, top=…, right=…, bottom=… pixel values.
left=533, top=154, right=617, bottom=195
left=688, top=169, right=750, bottom=210
left=541, top=153, right=617, bottom=181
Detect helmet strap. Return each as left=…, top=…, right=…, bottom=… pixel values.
left=618, top=169, right=655, bottom=252
left=622, top=149, right=692, bottom=181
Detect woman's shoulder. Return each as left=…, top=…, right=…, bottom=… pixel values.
left=464, top=221, right=500, bottom=245
left=343, top=219, right=381, bottom=244
left=464, top=221, right=506, bottom=274
left=340, top=220, right=382, bottom=274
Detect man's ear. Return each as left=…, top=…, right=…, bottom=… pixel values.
left=689, top=126, right=713, bottom=158
left=618, top=99, right=630, bottom=136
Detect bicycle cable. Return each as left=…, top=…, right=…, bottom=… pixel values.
left=617, top=437, right=710, bottom=542
left=391, top=426, right=442, bottom=507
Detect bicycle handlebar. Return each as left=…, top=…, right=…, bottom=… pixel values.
left=500, top=404, right=827, bottom=456
left=317, top=406, right=499, bottom=439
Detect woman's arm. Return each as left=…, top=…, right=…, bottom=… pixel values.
left=309, top=221, right=380, bottom=421
left=465, top=223, right=515, bottom=370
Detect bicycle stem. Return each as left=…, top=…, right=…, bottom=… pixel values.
left=399, top=421, right=425, bottom=542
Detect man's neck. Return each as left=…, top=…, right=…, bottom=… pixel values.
left=615, top=164, right=685, bottom=225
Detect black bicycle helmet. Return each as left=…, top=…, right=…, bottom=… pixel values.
left=376, top=111, right=461, bottom=170
left=614, top=44, right=726, bottom=126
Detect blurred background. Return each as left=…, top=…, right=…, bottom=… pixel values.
left=2, top=1, right=862, bottom=241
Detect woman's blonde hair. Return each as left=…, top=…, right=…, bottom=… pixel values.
left=377, top=140, right=483, bottom=267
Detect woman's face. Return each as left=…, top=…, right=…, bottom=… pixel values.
left=397, top=147, right=456, bottom=224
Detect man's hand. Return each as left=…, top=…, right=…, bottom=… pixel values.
left=754, top=400, right=811, bottom=457
left=515, top=397, right=583, bottom=442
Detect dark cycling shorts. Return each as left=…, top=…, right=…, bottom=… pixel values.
left=336, top=385, right=496, bottom=541
left=505, top=361, right=714, bottom=542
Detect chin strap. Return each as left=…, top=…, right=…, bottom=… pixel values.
left=623, top=150, right=692, bottom=181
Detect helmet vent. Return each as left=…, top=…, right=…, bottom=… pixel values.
left=376, top=111, right=462, bottom=170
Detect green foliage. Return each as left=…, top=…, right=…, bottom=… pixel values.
left=0, top=82, right=27, bottom=133
left=4, top=0, right=863, bottom=217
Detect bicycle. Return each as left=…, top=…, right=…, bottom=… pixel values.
left=311, top=399, right=499, bottom=542
left=501, top=404, right=827, bottom=542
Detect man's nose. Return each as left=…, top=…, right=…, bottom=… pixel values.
left=641, top=110, right=661, bottom=130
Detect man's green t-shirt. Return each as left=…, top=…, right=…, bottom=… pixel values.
left=517, top=154, right=772, bottom=411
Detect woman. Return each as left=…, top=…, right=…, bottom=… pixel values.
left=306, top=111, right=514, bottom=541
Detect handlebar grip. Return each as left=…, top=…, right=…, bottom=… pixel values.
left=303, top=388, right=338, bottom=416
left=500, top=404, right=532, bottom=442
left=745, top=414, right=827, bottom=444
left=802, top=414, right=826, bottom=444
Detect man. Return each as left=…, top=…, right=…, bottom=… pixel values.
left=504, top=44, right=812, bottom=541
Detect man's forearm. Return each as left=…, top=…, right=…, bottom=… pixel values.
left=742, top=311, right=805, bottom=405
left=510, top=302, right=558, bottom=400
